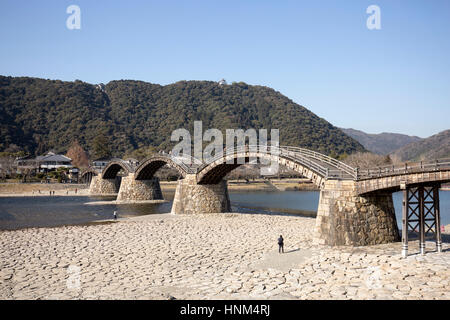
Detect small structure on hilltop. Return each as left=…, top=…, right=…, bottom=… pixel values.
left=218, top=79, right=227, bottom=86
left=96, top=83, right=106, bottom=91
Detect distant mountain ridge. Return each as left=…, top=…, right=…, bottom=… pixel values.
left=391, top=129, right=450, bottom=161
left=340, top=128, right=422, bottom=155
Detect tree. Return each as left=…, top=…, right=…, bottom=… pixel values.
left=0, top=75, right=365, bottom=158
left=383, top=155, right=392, bottom=164
left=123, top=146, right=158, bottom=161
left=34, top=136, right=47, bottom=156
left=0, top=156, right=16, bottom=180
left=4, top=144, right=21, bottom=153
left=92, top=135, right=112, bottom=159
left=344, top=152, right=393, bottom=169
left=66, top=140, right=89, bottom=168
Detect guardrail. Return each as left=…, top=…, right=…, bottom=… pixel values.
left=106, top=158, right=137, bottom=174
left=356, top=158, right=450, bottom=180
left=189, top=145, right=357, bottom=180
left=170, top=154, right=202, bottom=174
left=280, top=146, right=356, bottom=179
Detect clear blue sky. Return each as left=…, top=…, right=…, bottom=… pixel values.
left=1, top=0, right=449, bottom=138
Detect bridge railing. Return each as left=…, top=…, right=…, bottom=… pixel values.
left=192, top=145, right=357, bottom=180
left=170, top=154, right=203, bottom=174
left=278, top=147, right=331, bottom=178
left=356, top=158, right=450, bottom=180
left=280, top=146, right=357, bottom=179
left=103, top=158, right=136, bottom=174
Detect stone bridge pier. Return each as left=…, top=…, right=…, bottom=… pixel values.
left=116, top=175, right=163, bottom=201
left=89, top=175, right=121, bottom=195
left=171, top=174, right=231, bottom=214
left=314, top=180, right=400, bottom=246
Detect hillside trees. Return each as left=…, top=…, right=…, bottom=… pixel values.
left=0, top=76, right=365, bottom=158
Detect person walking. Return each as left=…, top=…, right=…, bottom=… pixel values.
left=278, top=235, right=284, bottom=254
left=113, top=211, right=117, bottom=220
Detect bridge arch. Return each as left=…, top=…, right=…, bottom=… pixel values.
left=80, top=168, right=98, bottom=184
left=134, top=155, right=188, bottom=180
left=101, top=159, right=135, bottom=179
left=196, top=149, right=336, bottom=187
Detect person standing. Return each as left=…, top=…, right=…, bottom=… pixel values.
left=278, top=235, right=284, bottom=254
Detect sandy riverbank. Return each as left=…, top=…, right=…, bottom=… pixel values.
left=0, top=183, right=89, bottom=197
left=1, top=212, right=449, bottom=300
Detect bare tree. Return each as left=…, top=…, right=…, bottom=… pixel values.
left=0, top=156, right=16, bottom=180
left=66, top=140, right=89, bottom=168
left=21, top=167, right=34, bottom=183
left=344, top=152, right=392, bottom=169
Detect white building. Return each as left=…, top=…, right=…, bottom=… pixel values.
left=35, top=152, right=72, bottom=171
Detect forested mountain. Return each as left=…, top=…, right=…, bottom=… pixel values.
left=391, top=130, right=450, bottom=161
left=0, top=75, right=364, bottom=158
left=340, top=128, right=422, bottom=155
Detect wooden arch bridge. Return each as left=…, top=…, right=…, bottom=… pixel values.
left=87, top=145, right=450, bottom=256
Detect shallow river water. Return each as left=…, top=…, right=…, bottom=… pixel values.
left=0, top=190, right=449, bottom=230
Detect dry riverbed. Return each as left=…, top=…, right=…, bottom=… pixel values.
left=0, top=212, right=449, bottom=300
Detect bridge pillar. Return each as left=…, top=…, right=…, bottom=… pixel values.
left=116, top=175, right=163, bottom=201
left=314, top=180, right=400, bottom=246
left=171, top=174, right=231, bottom=214
left=88, top=175, right=120, bottom=195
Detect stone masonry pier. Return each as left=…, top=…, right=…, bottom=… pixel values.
left=116, top=175, right=163, bottom=201
left=314, top=180, right=400, bottom=246
left=89, top=175, right=120, bottom=195
left=171, top=174, right=231, bottom=214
